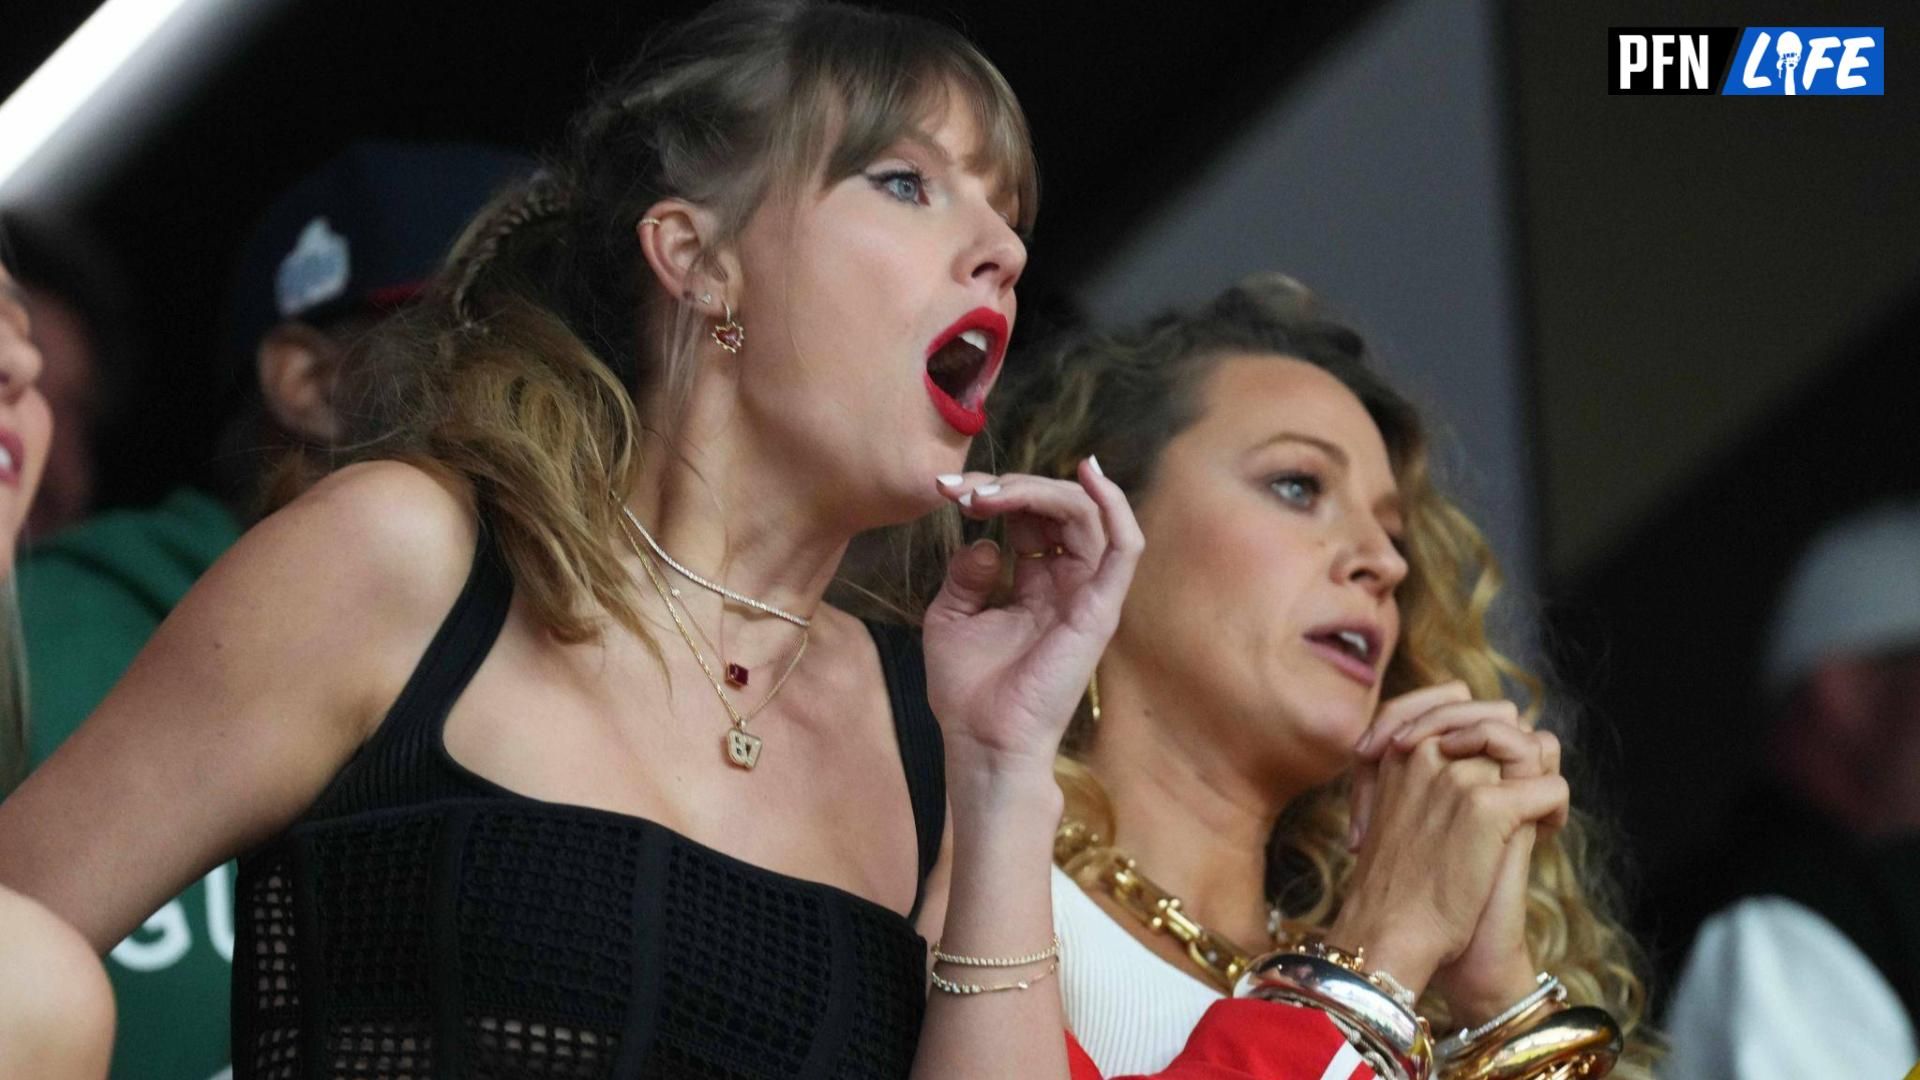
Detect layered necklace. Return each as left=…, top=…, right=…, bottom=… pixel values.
left=615, top=504, right=811, bottom=770
left=1054, top=817, right=1286, bottom=992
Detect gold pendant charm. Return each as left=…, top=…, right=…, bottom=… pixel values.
left=725, top=728, right=763, bottom=769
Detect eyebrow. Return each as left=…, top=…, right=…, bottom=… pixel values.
left=1249, top=431, right=1348, bottom=467
left=896, top=129, right=956, bottom=168
left=893, top=129, right=1024, bottom=227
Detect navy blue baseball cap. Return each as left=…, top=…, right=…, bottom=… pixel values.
left=222, top=141, right=533, bottom=375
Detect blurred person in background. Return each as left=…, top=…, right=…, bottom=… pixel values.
left=1660, top=501, right=1920, bottom=1079
left=11, top=140, right=527, bottom=1080
left=0, top=208, right=139, bottom=542
left=0, top=255, right=113, bottom=1078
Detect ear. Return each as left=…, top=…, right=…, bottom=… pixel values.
left=635, top=198, right=740, bottom=320
left=257, top=323, right=345, bottom=443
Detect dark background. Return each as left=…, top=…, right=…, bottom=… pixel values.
left=6, top=0, right=1917, bottom=1000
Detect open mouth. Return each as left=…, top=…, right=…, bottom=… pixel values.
left=1305, top=626, right=1380, bottom=685
left=924, top=308, right=1008, bottom=436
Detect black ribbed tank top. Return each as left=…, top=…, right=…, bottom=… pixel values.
left=230, top=520, right=946, bottom=1079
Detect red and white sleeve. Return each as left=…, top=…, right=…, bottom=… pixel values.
left=1069, top=998, right=1378, bottom=1080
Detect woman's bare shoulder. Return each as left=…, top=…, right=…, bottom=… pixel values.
left=0, top=886, right=113, bottom=1078
left=202, top=461, right=479, bottom=628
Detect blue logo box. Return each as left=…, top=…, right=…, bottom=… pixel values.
left=1721, top=28, right=1883, bottom=95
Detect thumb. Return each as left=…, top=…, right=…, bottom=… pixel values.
left=929, top=539, right=1003, bottom=619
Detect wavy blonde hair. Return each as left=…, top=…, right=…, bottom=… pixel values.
left=299, top=0, right=1036, bottom=646
left=989, top=274, right=1659, bottom=1075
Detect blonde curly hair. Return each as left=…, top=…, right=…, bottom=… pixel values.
left=987, top=274, right=1659, bottom=1075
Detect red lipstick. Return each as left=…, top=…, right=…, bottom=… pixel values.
left=923, top=307, right=1009, bottom=437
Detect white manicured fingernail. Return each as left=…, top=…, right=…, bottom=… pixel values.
left=937, top=474, right=964, bottom=487
left=1088, top=455, right=1103, bottom=477
left=976, top=483, right=1002, bottom=497
left=959, top=491, right=974, bottom=508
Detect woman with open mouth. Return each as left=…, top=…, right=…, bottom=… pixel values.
left=0, top=3, right=1142, bottom=1077
left=957, top=274, right=1661, bottom=1080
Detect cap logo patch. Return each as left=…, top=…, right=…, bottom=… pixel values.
left=276, top=217, right=351, bottom=318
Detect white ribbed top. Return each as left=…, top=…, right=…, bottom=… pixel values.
left=1052, top=865, right=1225, bottom=1076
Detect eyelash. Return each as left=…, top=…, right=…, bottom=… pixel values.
left=868, top=167, right=929, bottom=205
left=1268, top=472, right=1322, bottom=508
left=1271, top=472, right=1408, bottom=552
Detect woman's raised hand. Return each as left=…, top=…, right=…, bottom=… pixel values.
left=921, top=459, right=1144, bottom=784
left=1328, top=683, right=1568, bottom=1005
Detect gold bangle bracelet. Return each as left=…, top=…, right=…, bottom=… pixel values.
left=1441, top=1004, right=1621, bottom=1080
left=929, top=956, right=1061, bottom=995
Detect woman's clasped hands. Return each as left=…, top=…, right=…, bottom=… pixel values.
left=1336, top=680, right=1568, bottom=1022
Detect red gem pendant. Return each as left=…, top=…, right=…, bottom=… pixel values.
left=725, top=662, right=750, bottom=688
left=712, top=320, right=745, bottom=354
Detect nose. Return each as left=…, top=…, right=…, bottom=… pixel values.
left=1334, top=517, right=1409, bottom=598
left=957, top=207, right=1027, bottom=296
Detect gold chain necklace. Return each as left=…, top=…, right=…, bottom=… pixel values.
left=621, top=506, right=812, bottom=628
left=617, top=511, right=808, bottom=770
left=1054, top=817, right=1283, bottom=992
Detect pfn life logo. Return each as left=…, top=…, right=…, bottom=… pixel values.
left=1724, top=28, right=1882, bottom=95
left=1610, top=27, right=1883, bottom=95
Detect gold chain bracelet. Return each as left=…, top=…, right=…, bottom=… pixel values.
left=932, top=934, right=1061, bottom=968
left=929, top=956, right=1061, bottom=996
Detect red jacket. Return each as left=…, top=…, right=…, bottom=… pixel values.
left=1067, top=999, right=1377, bottom=1080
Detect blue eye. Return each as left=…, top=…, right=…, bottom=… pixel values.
left=869, top=168, right=927, bottom=204
left=1269, top=473, right=1321, bottom=508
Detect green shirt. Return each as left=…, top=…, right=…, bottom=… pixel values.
left=19, top=486, right=243, bottom=1080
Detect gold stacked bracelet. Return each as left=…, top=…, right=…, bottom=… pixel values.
left=928, top=935, right=1062, bottom=996
left=1438, top=1001, right=1621, bottom=1079
left=1239, top=949, right=1624, bottom=1080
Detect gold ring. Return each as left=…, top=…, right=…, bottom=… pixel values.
left=1016, top=544, right=1067, bottom=559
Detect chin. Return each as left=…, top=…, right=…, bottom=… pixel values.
left=1285, top=703, right=1373, bottom=772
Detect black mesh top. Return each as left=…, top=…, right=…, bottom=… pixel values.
left=231, top=521, right=946, bottom=1079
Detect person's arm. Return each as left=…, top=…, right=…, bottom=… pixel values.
left=910, top=460, right=1143, bottom=1080
left=1663, top=896, right=1918, bottom=1080
left=0, top=461, right=477, bottom=951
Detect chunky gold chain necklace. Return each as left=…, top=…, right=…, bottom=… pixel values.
left=617, top=510, right=807, bottom=770
left=1054, top=817, right=1282, bottom=992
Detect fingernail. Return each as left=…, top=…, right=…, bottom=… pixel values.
left=1088, top=455, right=1104, bottom=478
left=976, top=483, right=1002, bottom=497
left=959, top=491, right=974, bottom=508
left=937, top=474, right=964, bottom=487
left=1346, top=822, right=1362, bottom=851
left=969, top=538, right=1000, bottom=563
left=1355, top=729, right=1375, bottom=753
